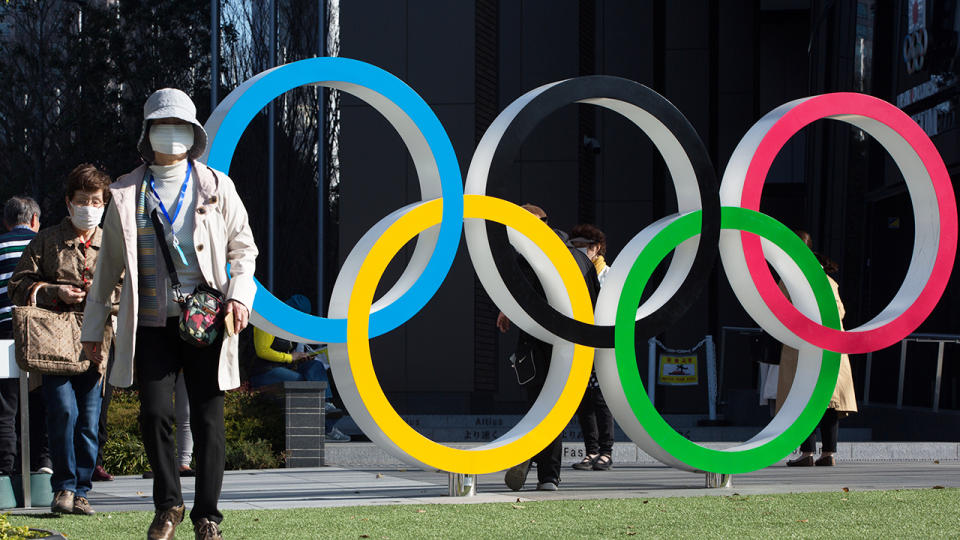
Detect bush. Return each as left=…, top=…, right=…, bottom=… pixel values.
left=0, top=512, right=44, bottom=539
left=225, top=439, right=283, bottom=470
left=103, top=385, right=286, bottom=474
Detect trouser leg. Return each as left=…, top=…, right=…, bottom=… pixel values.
left=29, top=388, right=49, bottom=470
left=71, top=369, right=103, bottom=498
left=0, top=379, right=19, bottom=474
left=524, top=339, right=561, bottom=483
left=135, top=322, right=182, bottom=511
left=799, top=430, right=817, bottom=453
left=819, top=408, right=840, bottom=453
left=43, top=375, right=79, bottom=493
left=96, top=348, right=115, bottom=468
left=577, top=389, right=599, bottom=456
left=175, top=373, right=193, bottom=468
left=183, top=337, right=225, bottom=525
left=593, top=388, right=615, bottom=456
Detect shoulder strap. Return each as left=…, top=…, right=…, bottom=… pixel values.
left=150, top=209, right=184, bottom=303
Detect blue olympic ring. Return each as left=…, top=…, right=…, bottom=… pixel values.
left=205, top=57, right=463, bottom=343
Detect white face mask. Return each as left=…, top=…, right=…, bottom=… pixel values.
left=149, top=124, right=195, bottom=155
left=70, top=203, right=104, bottom=231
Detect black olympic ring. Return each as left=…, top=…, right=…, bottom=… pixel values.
left=475, top=76, right=720, bottom=349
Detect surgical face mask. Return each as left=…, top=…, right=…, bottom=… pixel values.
left=70, top=203, right=104, bottom=231
left=149, top=124, right=195, bottom=155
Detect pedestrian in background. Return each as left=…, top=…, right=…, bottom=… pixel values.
left=9, top=165, right=116, bottom=516
left=778, top=230, right=857, bottom=467
left=500, top=205, right=601, bottom=491
left=0, top=196, right=51, bottom=478
left=568, top=224, right=615, bottom=471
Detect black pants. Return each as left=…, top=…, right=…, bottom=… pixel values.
left=522, top=337, right=562, bottom=484
left=577, top=383, right=614, bottom=457
left=800, top=407, right=840, bottom=453
left=0, top=379, right=50, bottom=474
left=136, top=318, right=225, bottom=524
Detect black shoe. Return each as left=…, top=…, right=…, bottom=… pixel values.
left=504, top=460, right=531, bottom=491
left=572, top=454, right=598, bottom=471
left=815, top=455, right=836, bottom=466
left=592, top=454, right=613, bottom=471
left=143, top=470, right=155, bottom=479
left=786, top=455, right=815, bottom=467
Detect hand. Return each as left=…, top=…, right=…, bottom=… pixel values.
left=225, top=300, right=249, bottom=335
left=54, top=284, right=86, bottom=305
left=496, top=312, right=510, bottom=333
left=82, top=341, right=103, bottom=366
left=291, top=351, right=309, bottom=363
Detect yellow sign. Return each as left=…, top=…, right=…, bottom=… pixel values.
left=658, top=354, right=698, bottom=386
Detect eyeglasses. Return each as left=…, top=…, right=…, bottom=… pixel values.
left=72, top=197, right=105, bottom=208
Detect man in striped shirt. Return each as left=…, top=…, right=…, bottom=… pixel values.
left=1, top=197, right=40, bottom=336
left=0, top=196, right=49, bottom=476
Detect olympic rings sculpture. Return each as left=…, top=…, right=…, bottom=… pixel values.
left=200, top=57, right=956, bottom=475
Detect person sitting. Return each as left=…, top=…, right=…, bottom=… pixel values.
left=250, top=294, right=349, bottom=442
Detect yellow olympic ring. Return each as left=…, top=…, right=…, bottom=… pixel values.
left=344, top=195, right=594, bottom=474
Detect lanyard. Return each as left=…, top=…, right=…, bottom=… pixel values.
left=149, top=160, right=192, bottom=226
left=148, top=161, right=192, bottom=266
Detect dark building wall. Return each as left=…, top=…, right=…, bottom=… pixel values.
left=332, top=0, right=960, bottom=419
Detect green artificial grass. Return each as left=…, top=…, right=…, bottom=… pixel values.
left=7, top=488, right=958, bottom=539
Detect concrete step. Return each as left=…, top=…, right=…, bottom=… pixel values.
left=330, top=415, right=872, bottom=443
left=323, top=441, right=960, bottom=469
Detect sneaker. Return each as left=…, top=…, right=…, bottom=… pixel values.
left=179, top=466, right=196, bottom=477
left=148, top=504, right=184, bottom=540
left=325, top=426, right=351, bottom=442
left=92, top=465, right=114, bottom=481
left=194, top=517, right=222, bottom=540
left=72, top=495, right=96, bottom=515
left=51, top=490, right=74, bottom=514
left=504, top=460, right=531, bottom=491
left=324, top=401, right=345, bottom=416
left=36, top=466, right=53, bottom=475
left=536, top=480, right=559, bottom=491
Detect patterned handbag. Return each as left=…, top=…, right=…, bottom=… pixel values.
left=151, top=210, right=224, bottom=347
left=11, top=284, right=112, bottom=374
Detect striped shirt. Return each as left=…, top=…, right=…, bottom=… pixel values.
left=0, top=226, right=36, bottom=338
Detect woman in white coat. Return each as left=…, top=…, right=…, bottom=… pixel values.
left=81, top=88, right=258, bottom=540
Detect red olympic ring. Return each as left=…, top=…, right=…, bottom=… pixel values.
left=735, top=93, right=957, bottom=354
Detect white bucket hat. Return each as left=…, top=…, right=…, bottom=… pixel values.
left=137, top=88, right=209, bottom=163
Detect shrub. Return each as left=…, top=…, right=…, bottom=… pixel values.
left=103, top=385, right=286, bottom=474
left=225, top=439, right=283, bottom=470
left=0, top=512, right=44, bottom=539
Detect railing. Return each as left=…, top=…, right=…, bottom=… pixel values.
left=864, top=332, right=960, bottom=412
left=647, top=335, right=719, bottom=421
left=0, top=340, right=33, bottom=508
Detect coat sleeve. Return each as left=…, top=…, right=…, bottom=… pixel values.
left=218, top=173, right=258, bottom=308
left=254, top=327, right=294, bottom=364
left=81, top=202, right=126, bottom=343
left=8, top=235, right=53, bottom=308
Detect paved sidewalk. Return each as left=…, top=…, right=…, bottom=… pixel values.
left=11, top=461, right=957, bottom=514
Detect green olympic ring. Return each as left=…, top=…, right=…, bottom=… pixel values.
left=604, top=207, right=841, bottom=474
